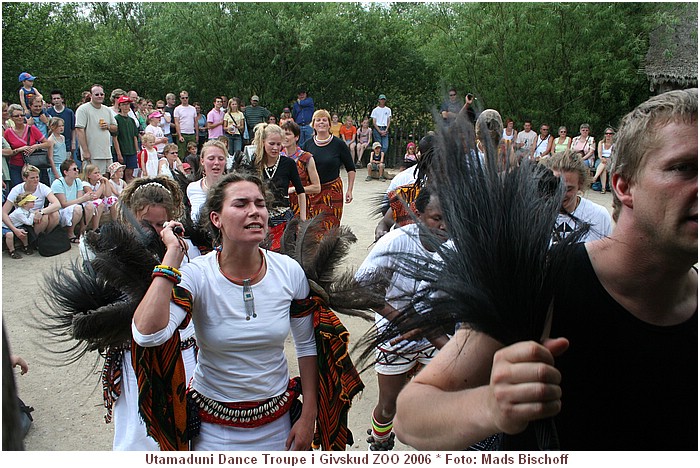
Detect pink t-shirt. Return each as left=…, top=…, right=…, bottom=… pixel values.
left=207, top=108, right=225, bottom=139
left=174, top=105, right=197, bottom=134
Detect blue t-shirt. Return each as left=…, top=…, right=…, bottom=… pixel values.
left=51, top=177, right=83, bottom=202
left=26, top=111, right=50, bottom=138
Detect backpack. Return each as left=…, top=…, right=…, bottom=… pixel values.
left=37, top=227, right=71, bottom=257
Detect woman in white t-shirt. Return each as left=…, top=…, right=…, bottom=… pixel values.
left=133, top=172, right=318, bottom=451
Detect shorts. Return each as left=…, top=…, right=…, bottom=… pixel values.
left=374, top=339, right=437, bottom=375
left=2, top=226, right=12, bottom=237
left=58, top=205, right=79, bottom=227
left=91, top=158, right=111, bottom=174
left=123, top=154, right=138, bottom=169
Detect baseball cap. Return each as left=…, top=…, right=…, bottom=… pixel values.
left=182, top=163, right=192, bottom=171
left=108, top=162, right=126, bottom=177
left=16, top=194, right=38, bottom=207
left=18, top=72, right=37, bottom=82
left=283, top=107, right=291, bottom=113
left=378, top=94, right=387, bottom=100
left=148, top=111, right=163, bottom=119
left=372, top=142, right=382, bottom=149
left=117, top=95, right=132, bottom=104
left=251, top=95, right=259, bottom=102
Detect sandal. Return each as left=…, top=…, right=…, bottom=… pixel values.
left=70, top=236, right=81, bottom=244
left=9, top=250, right=22, bottom=259
left=22, top=245, right=34, bottom=255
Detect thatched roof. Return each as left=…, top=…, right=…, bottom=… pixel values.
left=644, top=3, right=698, bottom=91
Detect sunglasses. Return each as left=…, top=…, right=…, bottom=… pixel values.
left=605, top=132, right=614, bottom=135
left=180, top=96, right=189, bottom=99
left=157, top=107, right=165, bottom=109
left=93, top=93, right=105, bottom=96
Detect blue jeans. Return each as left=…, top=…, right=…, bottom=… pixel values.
left=299, top=125, right=313, bottom=149
left=227, top=134, right=243, bottom=155
left=373, top=126, right=389, bottom=155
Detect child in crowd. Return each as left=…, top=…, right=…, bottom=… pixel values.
left=107, top=162, right=126, bottom=220
left=366, top=142, right=385, bottom=181
left=138, top=133, right=159, bottom=178
left=339, top=116, right=357, bottom=159
left=145, top=111, right=168, bottom=155
left=81, top=164, right=113, bottom=229
left=18, top=72, right=42, bottom=114
left=182, top=162, right=192, bottom=177
left=355, top=117, right=372, bottom=167
left=158, top=143, right=184, bottom=179
left=330, top=113, right=342, bottom=137
left=2, top=192, right=37, bottom=258
left=113, top=96, right=140, bottom=183
left=183, top=141, right=200, bottom=177
left=48, top=117, right=67, bottom=184
left=402, top=141, right=418, bottom=169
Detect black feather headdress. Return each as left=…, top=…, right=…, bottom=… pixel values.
left=360, top=114, right=588, bottom=449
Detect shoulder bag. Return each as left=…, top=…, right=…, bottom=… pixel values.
left=22, top=129, right=51, bottom=169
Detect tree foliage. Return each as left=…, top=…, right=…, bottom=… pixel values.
left=2, top=2, right=686, bottom=141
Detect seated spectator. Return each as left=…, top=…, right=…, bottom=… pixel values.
left=81, top=163, right=115, bottom=228
left=330, top=113, right=342, bottom=138
left=2, top=191, right=38, bottom=258
left=338, top=116, right=357, bottom=158
left=366, top=142, right=386, bottom=181
left=531, top=123, right=554, bottom=161
left=402, top=142, right=418, bottom=170
left=158, top=143, right=185, bottom=179
left=3, top=164, right=61, bottom=239
left=592, top=127, right=615, bottom=194
left=50, top=159, right=95, bottom=242
left=571, top=123, right=596, bottom=170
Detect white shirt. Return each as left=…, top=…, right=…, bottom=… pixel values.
left=387, top=166, right=417, bottom=194
left=132, top=249, right=313, bottom=402
left=7, top=182, right=52, bottom=210
left=371, top=106, right=392, bottom=127
left=174, top=105, right=197, bottom=134
left=554, top=196, right=613, bottom=243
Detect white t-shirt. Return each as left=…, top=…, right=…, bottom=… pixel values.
left=187, top=180, right=207, bottom=222
left=554, top=196, right=613, bottom=243
left=355, top=223, right=434, bottom=350
left=7, top=182, right=53, bottom=210
left=515, top=129, right=537, bottom=150
left=387, top=166, right=417, bottom=194
left=145, top=124, right=166, bottom=153
left=75, top=103, right=117, bottom=160
left=174, top=105, right=197, bottom=134
left=370, top=106, right=392, bottom=127
left=132, top=249, right=313, bottom=402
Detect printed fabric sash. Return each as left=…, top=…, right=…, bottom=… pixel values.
left=389, top=184, right=421, bottom=227
left=132, top=285, right=193, bottom=451
left=307, top=177, right=344, bottom=232
left=290, top=295, right=365, bottom=451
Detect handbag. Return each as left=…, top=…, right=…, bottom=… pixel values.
left=36, top=227, right=71, bottom=257
left=22, top=130, right=51, bottom=169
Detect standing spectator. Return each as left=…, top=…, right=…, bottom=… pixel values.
left=75, top=84, right=118, bottom=175
left=4, top=104, right=52, bottom=189
left=47, top=117, right=67, bottom=184
left=243, top=95, right=271, bottom=140
left=194, top=102, right=207, bottom=152
left=355, top=117, right=372, bottom=167
left=571, top=123, right=596, bottom=170
left=18, top=72, right=42, bottom=115
left=513, top=119, right=537, bottom=163
left=46, top=89, right=77, bottom=157
left=207, top=97, right=226, bottom=140
left=26, top=96, right=50, bottom=138
left=440, top=88, right=462, bottom=127
left=268, top=115, right=278, bottom=125
left=173, top=90, right=198, bottom=160
left=113, top=96, right=140, bottom=183
left=292, top=88, right=314, bottom=148
left=222, top=98, right=245, bottom=154
left=531, top=123, right=554, bottom=161
left=145, top=111, right=168, bottom=155
left=371, top=94, right=392, bottom=156
left=162, top=95, right=176, bottom=144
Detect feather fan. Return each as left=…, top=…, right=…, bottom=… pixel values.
left=359, top=115, right=589, bottom=449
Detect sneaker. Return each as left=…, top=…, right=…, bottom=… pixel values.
left=9, top=250, right=22, bottom=259
left=365, top=176, right=373, bottom=181
left=22, top=245, right=34, bottom=255
left=379, top=176, right=387, bottom=181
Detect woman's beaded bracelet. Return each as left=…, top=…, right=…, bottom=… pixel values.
left=154, top=264, right=181, bottom=276
left=152, top=265, right=181, bottom=284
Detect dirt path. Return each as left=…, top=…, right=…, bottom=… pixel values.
left=2, top=168, right=614, bottom=451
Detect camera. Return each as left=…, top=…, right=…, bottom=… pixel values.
left=467, top=93, right=474, bottom=100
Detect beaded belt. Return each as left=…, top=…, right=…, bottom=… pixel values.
left=180, top=336, right=197, bottom=350
left=189, top=377, right=301, bottom=428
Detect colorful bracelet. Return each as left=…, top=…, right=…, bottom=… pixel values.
left=154, top=264, right=181, bottom=276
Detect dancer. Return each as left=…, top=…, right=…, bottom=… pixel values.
left=40, top=176, right=201, bottom=450
left=280, top=120, right=321, bottom=221
left=133, top=172, right=318, bottom=451
left=356, top=187, right=450, bottom=451
left=393, top=89, right=698, bottom=451
left=302, top=110, right=355, bottom=230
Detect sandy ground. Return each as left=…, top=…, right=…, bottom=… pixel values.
left=2, top=168, right=614, bottom=452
